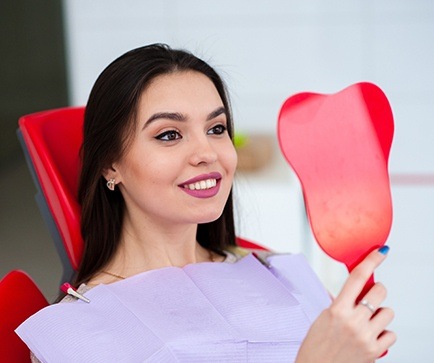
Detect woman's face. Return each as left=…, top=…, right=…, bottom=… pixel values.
left=109, top=71, right=237, bottom=228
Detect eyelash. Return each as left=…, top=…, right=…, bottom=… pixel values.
left=155, top=130, right=181, bottom=141
left=155, top=124, right=227, bottom=141
left=207, top=124, right=227, bottom=135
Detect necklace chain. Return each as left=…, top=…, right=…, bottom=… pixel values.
left=101, top=270, right=126, bottom=280
left=101, top=249, right=216, bottom=280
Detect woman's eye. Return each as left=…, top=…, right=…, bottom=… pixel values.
left=155, top=130, right=182, bottom=141
left=208, top=124, right=227, bottom=135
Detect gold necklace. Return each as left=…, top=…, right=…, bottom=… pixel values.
left=101, top=270, right=126, bottom=280
left=101, top=249, right=216, bottom=280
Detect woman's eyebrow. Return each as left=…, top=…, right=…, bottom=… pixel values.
left=207, top=106, right=227, bottom=121
left=143, top=106, right=227, bottom=130
left=143, top=112, right=186, bottom=129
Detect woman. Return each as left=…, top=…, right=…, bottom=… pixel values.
left=76, top=43, right=238, bottom=286
left=19, top=44, right=395, bottom=362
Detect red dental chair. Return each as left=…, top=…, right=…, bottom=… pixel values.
left=17, top=107, right=85, bottom=283
left=0, top=270, right=48, bottom=362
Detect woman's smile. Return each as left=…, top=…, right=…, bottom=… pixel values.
left=179, top=171, right=222, bottom=195
left=183, top=179, right=217, bottom=191
left=179, top=172, right=222, bottom=199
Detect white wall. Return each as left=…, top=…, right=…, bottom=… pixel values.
left=62, top=1, right=434, bottom=361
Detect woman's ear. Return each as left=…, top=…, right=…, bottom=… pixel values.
left=102, top=164, right=121, bottom=183
left=102, top=166, right=114, bottom=181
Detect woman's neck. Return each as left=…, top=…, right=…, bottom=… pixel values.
left=88, top=219, right=215, bottom=285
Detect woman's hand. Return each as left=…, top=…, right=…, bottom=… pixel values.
left=296, top=247, right=396, bottom=363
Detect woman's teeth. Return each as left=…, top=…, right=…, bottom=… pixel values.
left=184, top=179, right=217, bottom=190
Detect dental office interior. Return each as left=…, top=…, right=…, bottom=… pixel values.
left=1, top=1, right=433, bottom=361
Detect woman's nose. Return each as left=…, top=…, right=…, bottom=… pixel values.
left=188, top=136, right=218, bottom=166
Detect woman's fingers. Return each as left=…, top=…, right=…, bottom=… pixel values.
left=356, top=282, right=387, bottom=317
left=371, top=307, right=395, bottom=334
left=377, top=329, right=398, bottom=356
left=336, top=246, right=390, bottom=305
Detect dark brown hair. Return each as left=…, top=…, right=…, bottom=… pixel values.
left=75, top=44, right=236, bottom=286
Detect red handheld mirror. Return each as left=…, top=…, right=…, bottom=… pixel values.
left=277, top=82, right=394, bottom=298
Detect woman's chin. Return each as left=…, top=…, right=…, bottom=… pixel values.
left=196, top=212, right=224, bottom=225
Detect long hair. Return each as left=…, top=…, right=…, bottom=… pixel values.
left=75, top=44, right=236, bottom=286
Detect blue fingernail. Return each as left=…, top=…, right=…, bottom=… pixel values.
left=378, top=245, right=390, bottom=255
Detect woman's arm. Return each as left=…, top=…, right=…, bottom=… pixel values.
left=296, top=247, right=396, bottom=363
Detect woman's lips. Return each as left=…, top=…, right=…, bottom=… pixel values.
left=179, top=172, right=222, bottom=198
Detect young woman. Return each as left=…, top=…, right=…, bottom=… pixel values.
left=19, top=44, right=396, bottom=362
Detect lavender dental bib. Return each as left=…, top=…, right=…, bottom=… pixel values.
left=17, top=254, right=331, bottom=362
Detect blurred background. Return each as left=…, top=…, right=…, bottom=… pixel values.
left=1, top=0, right=433, bottom=361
